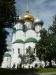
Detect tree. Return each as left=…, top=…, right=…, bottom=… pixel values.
left=26, top=46, right=35, bottom=64
left=35, top=28, right=55, bottom=67
left=19, top=54, right=27, bottom=65
left=0, top=0, right=16, bottom=66
left=19, top=46, right=35, bottom=66
left=48, top=14, right=56, bottom=61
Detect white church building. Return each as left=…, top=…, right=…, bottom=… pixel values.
left=1, top=5, right=47, bottom=68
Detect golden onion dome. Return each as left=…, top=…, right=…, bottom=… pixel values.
left=23, top=11, right=34, bottom=22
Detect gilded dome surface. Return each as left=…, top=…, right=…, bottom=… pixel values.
left=23, top=12, right=34, bottom=22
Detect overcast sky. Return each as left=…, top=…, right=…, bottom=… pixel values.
left=7, top=0, right=56, bottom=49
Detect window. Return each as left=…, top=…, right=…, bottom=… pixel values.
left=35, top=63, right=38, bottom=68
left=6, top=58, right=8, bottom=61
left=17, top=23, right=22, bottom=29
left=13, top=49, right=14, bottom=53
left=34, top=48, right=35, bottom=53
left=18, top=48, right=20, bottom=53
left=19, top=24, right=22, bottom=29
left=36, top=34, right=38, bottom=37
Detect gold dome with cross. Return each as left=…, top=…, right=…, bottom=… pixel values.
left=23, top=3, right=34, bottom=22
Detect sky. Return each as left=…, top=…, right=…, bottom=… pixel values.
left=7, top=0, right=56, bottom=49
left=15, top=0, right=56, bottom=29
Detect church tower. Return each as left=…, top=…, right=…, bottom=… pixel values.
left=1, top=4, right=44, bottom=68
left=34, top=11, right=43, bottom=33
left=11, top=4, right=44, bottom=68
left=34, top=12, right=44, bottom=40
left=11, top=9, right=25, bottom=68
left=23, top=4, right=34, bottom=30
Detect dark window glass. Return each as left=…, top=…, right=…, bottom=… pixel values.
left=18, top=48, right=20, bottom=53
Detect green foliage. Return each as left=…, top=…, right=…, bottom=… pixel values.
left=26, top=46, right=33, bottom=54
left=0, top=0, right=16, bottom=28
left=35, top=14, right=56, bottom=67
left=51, top=74, right=56, bottom=75
left=0, top=0, right=16, bottom=65
left=26, top=46, right=35, bottom=64
left=19, top=46, right=35, bottom=65
left=19, top=54, right=27, bottom=64
left=35, top=28, right=56, bottom=67
left=48, top=14, right=56, bottom=60
left=35, top=28, right=48, bottom=61
left=49, top=14, right=56, bottom=34
left=0, top=68, right=56, bottom=74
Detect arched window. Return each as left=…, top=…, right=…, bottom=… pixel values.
left=6, top=58, right=8, bottom=61
left=18, top=48, right=20, bottom=54
left=35, top=63, right=38, bottom=68
left=34, top=48, right=35, bottom=53
left=13, top=49, right=14, bottom=54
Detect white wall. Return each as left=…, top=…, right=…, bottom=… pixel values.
left=14, top=22, right=23, bottom=30
left=12, top=33, right=16, bottom=43
left=16, top=30, right=25, bottom=41
left=36, top=32, right=41, bottom=41
left=26, top=30, right=36, bottom=39
left=2, top=57, right=11, bottom=68
left=11, top=43, right=24, bottom=68
left=24, top=22, right=32, bottom=29
left=35, top=24, right=42, bottom=32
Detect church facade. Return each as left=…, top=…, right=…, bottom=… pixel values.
left=1, top=6, right=45, bottom=68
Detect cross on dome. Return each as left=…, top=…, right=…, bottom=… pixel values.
left=25, top=3, right=29, bottom=11
left=18, top=8, right=21, bottom=16
left=36, top=11, right=39, bottom=18
left=23, top=3, right=34, bottom=22
left=25, top=3, right=29, bottom=13
left=16, top=8, right=21, bottom=20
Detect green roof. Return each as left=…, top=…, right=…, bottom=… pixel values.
left=4, top=53, right=11, bottom=57
left=25, top=37, right=37, bottom=43
left=13, top=30, right=16, bottom=33
left=13, top=39, right=24, bottom=43
left=9, top=50, right=12, bottom=51
left=8, top=49, right=12, bottom=52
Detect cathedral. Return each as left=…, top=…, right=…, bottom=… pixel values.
left=1, top=4, right=45, bottom=68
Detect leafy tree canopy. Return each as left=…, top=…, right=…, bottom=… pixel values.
left=0, top=0, right=16, bottom=66
left=0, top=0, right=16, bottom=28
left=48, top=14, right=56, bottom=59
left=19, top=46, right=35, bottom=65
left=35, top=28, right=56, bottom=67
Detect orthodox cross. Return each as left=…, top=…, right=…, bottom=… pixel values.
left=36, top=11, right=39, bottom=17
left=18, top=8, right=21, bottom=15
left=16, top=8, right=21, bottom=20
left=25, top=3, right=29, bottom=11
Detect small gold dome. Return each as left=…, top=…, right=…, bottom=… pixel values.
left=23, top=12, right=34, bottom=22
